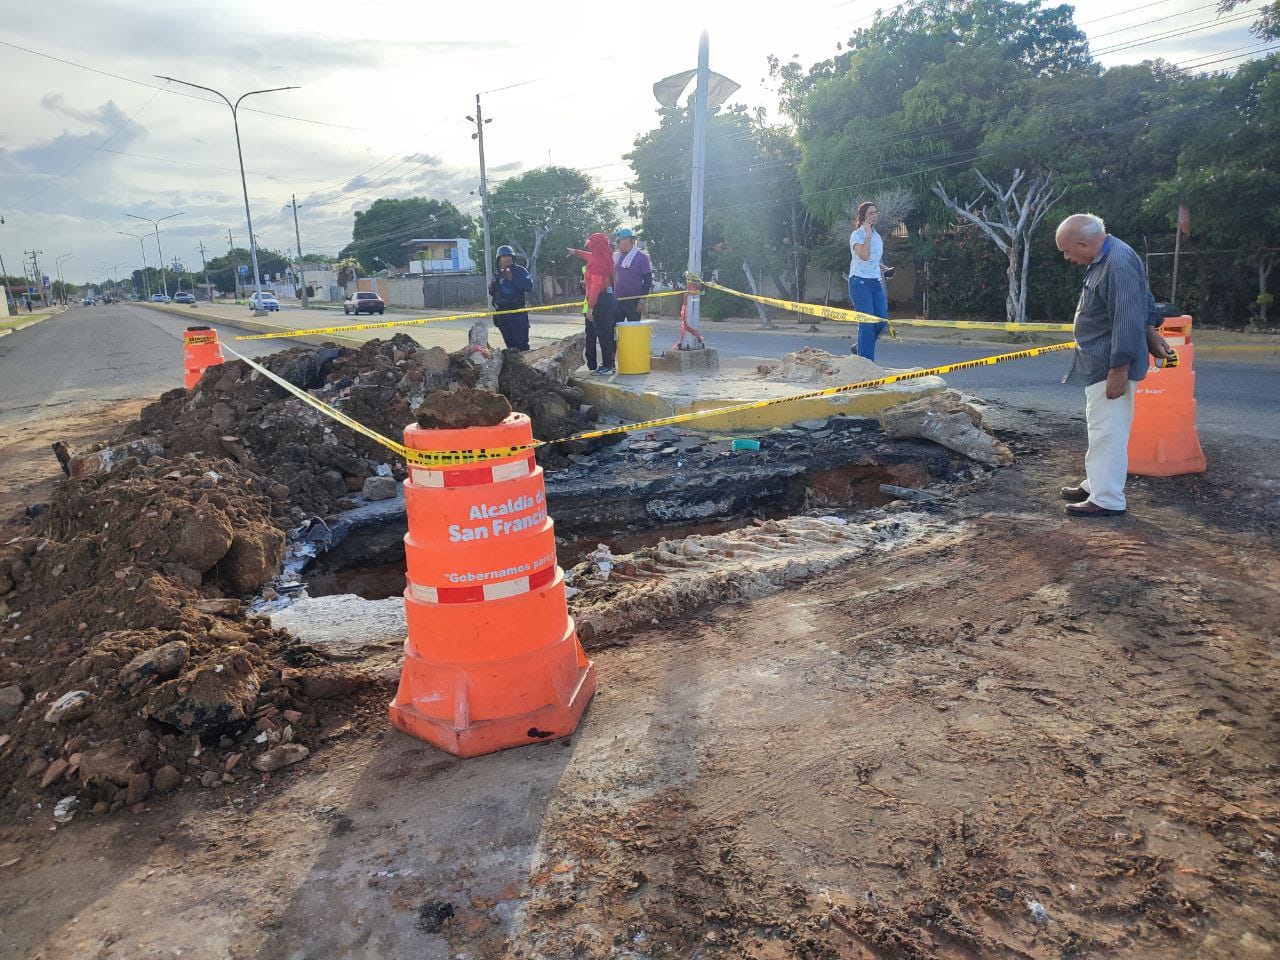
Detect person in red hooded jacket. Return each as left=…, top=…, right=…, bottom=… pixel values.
left=568, top=231, right=617, bottom=375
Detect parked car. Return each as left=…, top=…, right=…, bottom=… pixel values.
left=248, top=291, right=280, bottom=312
left=173, top=291, right=196, bottom=304
left=150, top=293, right=171, bottom=303
left=344, top=291, right=385, bottom=315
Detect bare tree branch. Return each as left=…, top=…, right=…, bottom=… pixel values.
left=932, top=168, right=1064, bottom=324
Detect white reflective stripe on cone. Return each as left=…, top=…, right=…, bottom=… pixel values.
left=408, top=454, right=534, bottom=490
left=408, top=469, right=446, bottom=489
left=409, top=583, right=439, bottom=602
left=491, top=459, right=533, bottom=482
left=482, top=576, right=531, bottom=600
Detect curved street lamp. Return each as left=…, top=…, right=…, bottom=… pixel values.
left=56, top=253, right=72, bottom=305
left=155, top=75, right=298, bottom=315
left=118, top=231, right=152, bottom=299
left=125, top=212, right=183, bottom=299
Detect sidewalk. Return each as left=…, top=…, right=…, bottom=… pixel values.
left=700, top=312, right=1280, bottom=353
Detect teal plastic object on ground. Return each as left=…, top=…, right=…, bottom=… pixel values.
left=731, top=438, right=761, bottom=451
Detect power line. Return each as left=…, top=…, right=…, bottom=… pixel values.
left=0, top=37, right=364, bottom=131
left=16, top=87, right=161, bottom=206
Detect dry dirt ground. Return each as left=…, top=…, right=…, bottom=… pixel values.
left=2, top=409, right=1278, bottom=959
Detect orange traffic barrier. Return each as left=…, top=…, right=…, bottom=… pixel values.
left=183, top=326, right=225, bottom=389
left=389, top=413, right=596, bottom=757
left=1129, top=316, right=1207, bottom=476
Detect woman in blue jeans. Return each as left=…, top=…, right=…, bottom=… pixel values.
left=848, top=201, right=889, bottom=359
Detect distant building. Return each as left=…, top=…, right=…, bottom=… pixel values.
left=402, top=238, right=475, bottom=275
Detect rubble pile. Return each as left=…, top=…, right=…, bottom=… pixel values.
left=0, top=332, right=600, bottom=821
left=127, top=333, right=594, bottom=518
left=756, top=346, right=890, bottom=385
left=0, top=456, right=372, bottom=819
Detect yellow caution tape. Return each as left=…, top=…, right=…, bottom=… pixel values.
left=221, top=345, right=536, bottom=467
left=704, top=282, right=1075, bottom=333
left=233, top=289, right=687, bottom=342
left=223, top=340, right=1076, bottom=467
left=560, top=340, right=1076, bottom=442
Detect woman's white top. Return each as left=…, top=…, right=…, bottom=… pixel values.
left=848, top=226, right=883, bottom=279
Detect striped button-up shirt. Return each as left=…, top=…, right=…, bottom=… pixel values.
left=1064, top=235, right=1150, bottom=386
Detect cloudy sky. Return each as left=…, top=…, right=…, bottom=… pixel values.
left=0, top=0, right=1268, bottom=285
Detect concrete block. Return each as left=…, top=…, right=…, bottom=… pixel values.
left=652, top=348, right=720, bottom=373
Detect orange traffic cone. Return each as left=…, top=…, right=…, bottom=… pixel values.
left=183, top=326, right=225, bottom=389
left=1128, top=316, right=1207, bottom=476
left=389, top=413, right=596, bottom=757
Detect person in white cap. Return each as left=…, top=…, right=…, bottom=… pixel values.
left=611, top=227, right=652, bottom=325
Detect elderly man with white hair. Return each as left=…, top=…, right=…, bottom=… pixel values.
left=1055, top=213, right=1171, bottom=517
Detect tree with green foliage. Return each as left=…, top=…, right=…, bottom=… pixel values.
left=1147, top=56, right=1280, bottom=327
left=487, top=167, right=617, bottom=299
left=344, top=197, right=476, bottom=273
left=628, top=104, right=817, bottom=317
left=771, top=0, right=1277, bottom=324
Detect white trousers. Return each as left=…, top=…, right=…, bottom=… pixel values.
left=1080, top=379, right=1136, bottom=511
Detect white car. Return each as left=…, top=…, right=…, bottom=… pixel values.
left=248, top=292, right=280, bottom=312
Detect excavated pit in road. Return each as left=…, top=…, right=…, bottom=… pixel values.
left=293, top=414, right=978, bottom=603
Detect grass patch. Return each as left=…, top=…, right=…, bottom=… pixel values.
left=0, top=312, right=56, bottom=332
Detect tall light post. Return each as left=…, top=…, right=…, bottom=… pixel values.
left=56, top=253, right=72, bottom=305
left=125, top=212, right=183, bottom=299
left=156, top=75, right=298, bottom=316
left=654, top=32, right=739, bottom=350
left=118, top=231, right=152, bottom=299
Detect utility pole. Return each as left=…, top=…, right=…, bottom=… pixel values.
left=198, top=241, right=211, bottom=301
left=291, top=194, right=308, bottom=308
left=228, top=229, right=240, bottom=302
left=172, top=256, right=183, bottom=292
left=0, top=250, right=11, bottom=315
left=26, top=250, right=45, bottom=307
left=467, top=96, right=494, bottom=298
left=0, top=213, right=11, bottom=314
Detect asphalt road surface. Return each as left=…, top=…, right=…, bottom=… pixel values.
left=0, top=303, right=304, bottom=434
left=2, top=304, right=1277, bottom=443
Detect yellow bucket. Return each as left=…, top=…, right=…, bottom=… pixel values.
left=615, top=321, right=652, bottom=375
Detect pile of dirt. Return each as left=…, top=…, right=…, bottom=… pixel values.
left=0, top=455, right=375, bottom=821
left=124, top=333, right=594, bottom=519
left=0, top=333, right=600, bottom=822
left=758, top=346, right=890, bottom=384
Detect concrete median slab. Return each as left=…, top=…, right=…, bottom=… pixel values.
left=573, top=359, right=946, bottom=433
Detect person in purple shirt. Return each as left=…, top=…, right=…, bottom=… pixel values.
left=611, top=227, right=652, bottom=323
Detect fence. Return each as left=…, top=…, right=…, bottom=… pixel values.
left=347, top=274, right=489, bottom=311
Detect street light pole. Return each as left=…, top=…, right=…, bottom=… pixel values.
left=56, top=254, right=72, bottom=305
left=653, top=32, right=739, bottom=351
left=156, top=75, right=298, bottom=316
left=125, top=212, right=183, bottom=299
left=118, top=231, right=152, bottom=299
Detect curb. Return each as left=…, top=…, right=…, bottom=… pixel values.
left=136, top=302, right=365, bottom=347
left=0, top=306, right=68, bottom=339
left=573, top=373, right=946, bottom=433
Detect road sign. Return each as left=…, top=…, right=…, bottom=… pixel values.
left=238, top=265, right=248, bottom=276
